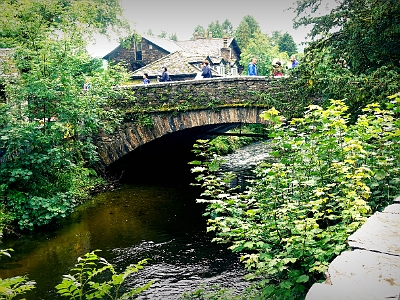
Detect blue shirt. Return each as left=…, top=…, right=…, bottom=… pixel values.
left=248, top=63, right=257, bottom=76
left=143, top=78, right=150, bottom=84
left=201, top=65, right=212, bottom=78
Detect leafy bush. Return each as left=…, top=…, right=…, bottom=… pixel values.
left=191, top=93, right=400, bottom=299
left=56, top=250, right=153, bottom=300
left=0, top=249, right=153, bottom=300
left=0, top=249, right=36, bottom=300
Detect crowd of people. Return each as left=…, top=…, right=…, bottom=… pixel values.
left=247, top=55, right=299, bottom=78
left=141, top=54, right=299, bottom=85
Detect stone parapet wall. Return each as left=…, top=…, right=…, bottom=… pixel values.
left=119, top=76, right=279, bottom=111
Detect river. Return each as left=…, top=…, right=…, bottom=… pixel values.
left=0, top=141, right=273, bottom=299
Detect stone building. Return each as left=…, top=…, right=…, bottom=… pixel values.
left=103, top=34, right=242, bottom=82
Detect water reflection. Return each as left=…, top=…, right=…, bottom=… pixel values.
left=0, top=183, right=249, bottom=299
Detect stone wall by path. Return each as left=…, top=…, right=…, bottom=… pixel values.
left=306, top=197, right=400, bottom=300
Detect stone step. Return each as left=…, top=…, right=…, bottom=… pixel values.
left=306, top=197, right=400, bottom=300
left=306, top=249, right=400, bottom=300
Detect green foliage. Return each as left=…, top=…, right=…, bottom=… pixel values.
left=0, top=276, right=36, bottom=300
left=235, top=15, right=261, bottom=49
left=169, top=33, right=178, bottom=41
left=56, top=250, right=153, bottom=300
left=240, top=31, right=281, bottom=76
left=0, top=0, right=131, bottom=231
left=136, top=114, right=154, bottom=128
left=207, top=21, right=224, bottom=38
left=193, top=25, right=206, bottom=38
left=234, top=20, right=251, bottom=50
left=190, top=94, right=400, bottom=299
left=221, top=19, right=234, bottom=37
left=180, top=284, right=247, bottom=300
left=281, top=47, right=400, bottom=123
left=278, top=33, right=298, bottom=56
left=0, top=0, right=130, bottom=50
left=208, top=124, right=266, bottom=155
left=0, top=248, right=152, bottom=300
left=0, top=249, right=36, bottom=300
left=292, top=0, right=400, bottom=74
left=158, top=31, right=167, bottom=38
left=271, top=31, right=298, bottom=57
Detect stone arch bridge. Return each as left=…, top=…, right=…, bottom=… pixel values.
left=95, top=76, right=291, bottom=173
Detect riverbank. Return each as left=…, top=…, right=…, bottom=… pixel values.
left=306, top=196, right=400, bottom=299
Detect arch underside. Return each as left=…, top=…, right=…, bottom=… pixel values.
left=96, top=106, right=268, bottom=172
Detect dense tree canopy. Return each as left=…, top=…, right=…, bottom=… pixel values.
left=240, top=31, right=282, bottom=76
left=0, top=0, right=131, bottom=231
left=278, top=32, right=298, bottom=56
left=207, top=21, right=224, bottom=38
left=221, top=19, right=234, bottom=37
left=0, top=0, right=129, bottom=49
left=192, top=19, right=234, bottom=40
left=193, top=25, right=206, bottom=38
left=235, top=15, right=261, bottom=49
left=292, top=0, right=400, bottom=74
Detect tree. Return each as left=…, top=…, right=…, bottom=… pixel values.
left=292, top=0, right=400, bottom=73
left=271, top=30, right=283, bottom=47
left=0, top=0, right=131, bottom=231
left=192, top=25, right=206, bottom=39
left=242, top=15, right=261, bottom=36
left=207, top=21, right=224, bottom=38
left=146, top=29, right=154, bottom=36
left=279, top=32, right=297, bottom=56
left=222, top=19, right=234, bottom=37
left=270, top=31, right=297, bottom=55
left=169, top=33, right=178, bottom=41
left=157, top=30, right=167, bottom=39
left=235, top=15, right=261, bottom=49
left=240, top=31, right=281, bottom=76
left=235, top=20, right=251, bottom=49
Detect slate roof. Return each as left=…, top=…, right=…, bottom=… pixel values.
left=175, top=37, right=234, bottom=56
left=129, top=37, right=238, bottom=78
left=129, top=51, right=207, bottom=77
left=142, top=34, right=182, bottom=53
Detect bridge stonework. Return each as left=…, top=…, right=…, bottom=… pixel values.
left=126, top=76, right=276, bottom=108
left=96, top=106, right=267, bottom=169
left=95, top=77, right=280, bottom=169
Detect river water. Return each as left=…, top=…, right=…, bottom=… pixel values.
left=0, top=141, right=271, bottom=299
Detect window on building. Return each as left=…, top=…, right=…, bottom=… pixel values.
left=136, top=42, right=142, bottom=60
left=231, top=67, right=238, bottom=76
left=219, top=65, right=225, bottom=76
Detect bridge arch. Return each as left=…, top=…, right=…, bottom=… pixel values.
left=95, top=106, right=268, bottom=171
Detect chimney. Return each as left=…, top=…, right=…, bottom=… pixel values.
left=208, top=31, right=212, bottom=39
left=220, top=36, right=230, bottom=61
left=193, top=32, right=198, bottom=40
left=223, top=36, right=228, bottom=48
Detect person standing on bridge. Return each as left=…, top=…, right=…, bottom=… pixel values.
left=143, top=73, right=150, bottom=84
left=248, top=58, right=258, bottom=76
left=159, top=67, right=171, bottom=82
left=201, top=60, right=212, bottom=78
left=290, top=55, right=299, bottom=68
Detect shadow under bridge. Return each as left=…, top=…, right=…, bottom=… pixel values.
left=95, top=106, right=268, bottom=184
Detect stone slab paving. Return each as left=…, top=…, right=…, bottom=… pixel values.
left=306, top=197, right=400, bottom=300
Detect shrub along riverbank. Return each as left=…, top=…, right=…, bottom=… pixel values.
left=189, top=93, right=400, bottom=298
